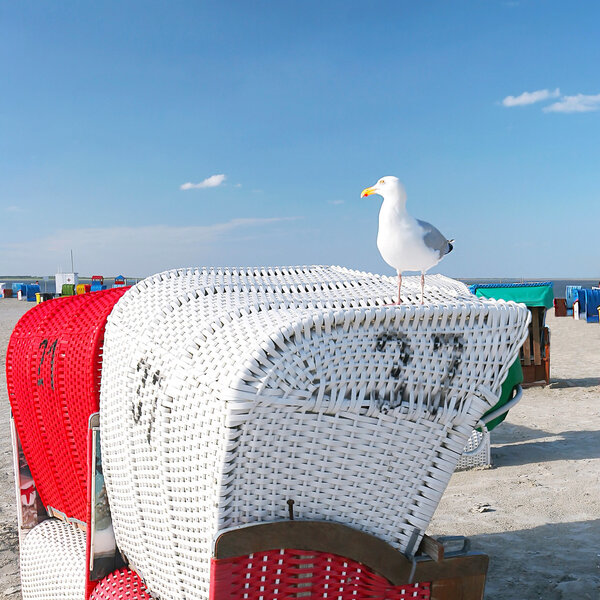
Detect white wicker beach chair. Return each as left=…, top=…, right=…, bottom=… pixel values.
left=98, top=265, right=530, bottom=600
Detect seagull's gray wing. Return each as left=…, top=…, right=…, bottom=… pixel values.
left=417, top=219, right=453, bottom=259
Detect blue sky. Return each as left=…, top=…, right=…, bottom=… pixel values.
left=1, top=1, right=599, bottom=278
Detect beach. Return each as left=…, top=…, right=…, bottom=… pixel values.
left=0, top=299, right=598, bottom=598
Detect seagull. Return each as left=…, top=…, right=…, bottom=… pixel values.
left=361, top=176, right=453, bottom=305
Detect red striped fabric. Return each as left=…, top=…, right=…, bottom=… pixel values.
left=89, top=568, right=152, bottom=599
left=210, top=549, right=431, bottom=599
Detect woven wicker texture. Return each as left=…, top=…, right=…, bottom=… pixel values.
left=20, top=518, right=86, bottom=600
left=99, top=266, right=529, bottom=599
left=89, top=568, right=153, bottom=600
left=6, top=288, right=129, bottom=523
left=455, top=429, right=491, bottom=471
left=210, top=550, right=431, bottom=599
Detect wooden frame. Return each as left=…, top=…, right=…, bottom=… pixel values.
left=520, top=306, right=550, bottom=386
left=213, top=521, right=488, bottom=600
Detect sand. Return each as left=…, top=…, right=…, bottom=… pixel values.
left=0, top=299, right=598, bottom=598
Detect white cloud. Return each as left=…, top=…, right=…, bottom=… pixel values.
left=502, top=88, right=560, bottom=107
left=543, top=93, right=600, bottom=113
left=0, top=217, right=299, bottom=276
left=180, top=174, right=226, bottom=190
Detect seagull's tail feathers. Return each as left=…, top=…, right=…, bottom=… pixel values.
left=447, top=239, right=454, bottom=254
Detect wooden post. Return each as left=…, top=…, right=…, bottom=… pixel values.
left=521, top=327, right=532, bottom=366
left=531, top=307, right=542, bottom=366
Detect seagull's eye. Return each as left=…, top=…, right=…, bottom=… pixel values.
left=379, top=179, right=385, bottom=184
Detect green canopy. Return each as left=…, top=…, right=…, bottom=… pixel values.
left=470, top=283, right=554, bottom=309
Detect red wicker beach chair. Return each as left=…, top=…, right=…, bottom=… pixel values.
left=6, top=288, right=129, bottom=599
left=7, top=287, right=129, bottom=522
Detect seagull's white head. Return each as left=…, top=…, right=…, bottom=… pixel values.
left=361, top=176, right=406, bottom=204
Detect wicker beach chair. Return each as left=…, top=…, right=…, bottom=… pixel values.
left=98, top=266, right=529, bottom=599
left=471, top=283, right=553, bottom=387
left=6, top=288, right=129, bottom=599
left=457, top=282, right=554, bottom=469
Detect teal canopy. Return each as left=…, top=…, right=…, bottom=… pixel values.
left=470, top=282, right=554, bottom=309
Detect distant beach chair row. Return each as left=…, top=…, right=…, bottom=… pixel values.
left=554, top=285, right=600, bottom=323
left=60, top=276, right=127, bottom=297
left=0, top=283, right=41, bottom=301
left=0, top=276, right=129, bottom=302
left=573, top=288, right=600, bottom=323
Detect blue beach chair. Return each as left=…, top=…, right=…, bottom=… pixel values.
left=565, top=286, right=581, bottom=309
left=565, top=285, right=581, bottom=316
left=25, top=284, right=40, bottom=302
left=584, top=289, right=600, bottom=323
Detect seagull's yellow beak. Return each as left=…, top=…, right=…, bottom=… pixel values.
left=361, top=186, right=376, bottom=198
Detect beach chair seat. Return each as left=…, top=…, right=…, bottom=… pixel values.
left=209, top=521, right=488, bottom=600
left=98, top=266, right=528, bottom=599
